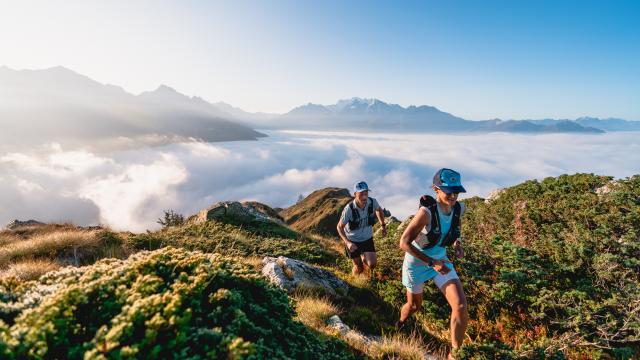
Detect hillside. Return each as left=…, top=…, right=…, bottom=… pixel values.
left=370, top=173, right=640, bottom=359
left=0, top=66, right=266, bottom=147
left=0, top=174, right=638, bottom=359
left=280, top=187, right=353, bottom=236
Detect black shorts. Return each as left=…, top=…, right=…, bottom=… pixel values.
left=345, top=237, right=376, bottom=259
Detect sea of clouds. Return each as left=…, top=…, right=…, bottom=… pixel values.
left=1, top=131, right=639, bottom=232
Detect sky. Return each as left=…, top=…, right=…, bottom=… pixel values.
left=2, top=131, right=639, bottom=231
left=0, top=0, right=638, bottom=120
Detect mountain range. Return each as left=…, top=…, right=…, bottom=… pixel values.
left=0, top=66, right=265, bottom=147
left=2, top=66, right=639, bottom=146
left=265, top=97, right=640, bottom=133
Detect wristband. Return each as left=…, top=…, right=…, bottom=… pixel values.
left=427, top=258, right=434, bottom=267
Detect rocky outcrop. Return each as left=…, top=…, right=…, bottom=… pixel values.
left=485, top=188, right=505, bottom=203
left=242, top=201, right=285, bottom=223
left=280, top=188, right=352, bottom=236
left=595, top=181, right=620, bottom=196
left=5, top=219, right=46, bottom=230
left=261, top=256, right=348, bottom=296
left=190, top=201, right=284, bottom=225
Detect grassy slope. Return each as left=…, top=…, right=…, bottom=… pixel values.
left=281, top=187, right=352, bottom=236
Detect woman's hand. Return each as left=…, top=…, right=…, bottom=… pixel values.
left=454, top=239, right=463, bottom=259
left=432, top=259, right=451, bottom=275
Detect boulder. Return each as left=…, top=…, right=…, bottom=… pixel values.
left=5, top=219, right=46, bottom=230
left=485, top=188, right=505, bottom=204
left=261, top=256, right=348, bottom=296
left=191, top=201, right=284, bottom=225
left=595, top=181, right=620, bottom=196
left=241, top=201, right=285, bottom=223
left=327, top=315, right=379, bottom=346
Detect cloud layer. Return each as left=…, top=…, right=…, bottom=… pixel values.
left=1, top=131, right=638, bottom=232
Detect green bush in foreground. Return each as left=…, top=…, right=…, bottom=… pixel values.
left=0, top=247, right=352, bottom=359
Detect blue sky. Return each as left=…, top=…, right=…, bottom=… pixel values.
left=1, top=0, right=638, bottom=119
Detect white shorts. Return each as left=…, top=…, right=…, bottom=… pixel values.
left=403, top=265, right=459, bottom=294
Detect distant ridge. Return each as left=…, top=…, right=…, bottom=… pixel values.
left=0, top=66, right=265, bottom=146
left=248, top=97, right=615, bottom=133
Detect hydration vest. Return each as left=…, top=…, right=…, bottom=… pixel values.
left=418, top=195, right=461, bottom=249
left=348, top=198, right=377, bottom=230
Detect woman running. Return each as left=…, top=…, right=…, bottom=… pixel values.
left=397, top=168, right=468, bottom=359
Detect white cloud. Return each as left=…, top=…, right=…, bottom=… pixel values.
left=1, top=131, right=638, bottom=231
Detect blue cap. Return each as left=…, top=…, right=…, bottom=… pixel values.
left=353, top=181, right=370, bottom=193
left=433, top=168, right=466, bottom=194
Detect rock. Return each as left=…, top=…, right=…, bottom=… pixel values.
left=326, top=315, right=380, bottom=347
left=327, top=315, right=351, bottom=335
left=261, top=256, right=349, bottom=296
left=191, top=201, right=284, bottom=225
left=485, top=188, right=505, bottom=203
left=5, top=219, right=46, bottom=230
left=241, top=201, right=285, bottom=223
left=397, top=215, right=414, bottom=235
left=327, top=315, right=440, bottom=359
left=374, top=216, right=400, bottom=237
left=595, top=181, right=620, bottom=196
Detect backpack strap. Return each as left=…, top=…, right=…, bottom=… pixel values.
left=367, top=198, right=377, bottom=226
left=441, top=202, right=462, bottom=247
left=348, top=201, right=359, bottom=230
left=419, top=195, right=441, bottom=249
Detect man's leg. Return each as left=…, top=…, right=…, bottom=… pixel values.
left=361, top=251, right=377, bottom=276
left=440, top=279, right=468, bottom=351
left=351, top=256, right=365, bottom=275
left=399, top=289, right=423, bottom=323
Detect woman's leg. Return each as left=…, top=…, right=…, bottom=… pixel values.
left=440, top=279, right=468, bottom=350
left=399, top=289, right=423, bottom=323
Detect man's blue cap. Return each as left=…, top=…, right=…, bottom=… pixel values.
left=433, top=168, right=466, bottom=194
left=353, top=181, right=370, bottom=193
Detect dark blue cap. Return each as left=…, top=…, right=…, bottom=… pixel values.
left=353, top=181, right=370, bottom=193
left=433, top=168, right=466, bottom=194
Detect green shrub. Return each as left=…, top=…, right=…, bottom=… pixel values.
left=365, top=174, right=639, bottom=357
left=457, top=174, right=640, bottom=356
left=0, top=247, right=353, bottom=359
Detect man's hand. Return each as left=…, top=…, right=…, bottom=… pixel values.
left=346, top=241, right=358, bottom=253
left=432, top=259, right=451, bottom=275
left=453, top=239, right=463, bottom=259
left=381, top=225, right=387, bottom=237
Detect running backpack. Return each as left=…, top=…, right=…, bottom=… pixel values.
left=348, top=198, right=377, bottom=230
left=418, top=195, right=461, bottom=249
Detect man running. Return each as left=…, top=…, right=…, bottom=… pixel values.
left=337, top=181, right=387, bottom=276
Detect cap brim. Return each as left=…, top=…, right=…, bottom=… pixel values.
left=355, top=189, right=371, bottom=193
left=439, top=186, right=466, bottom=194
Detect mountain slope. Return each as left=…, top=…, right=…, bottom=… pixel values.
left=280, top=188, right=353, bottom=236
left=0, top=66, right=265, bottom=146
